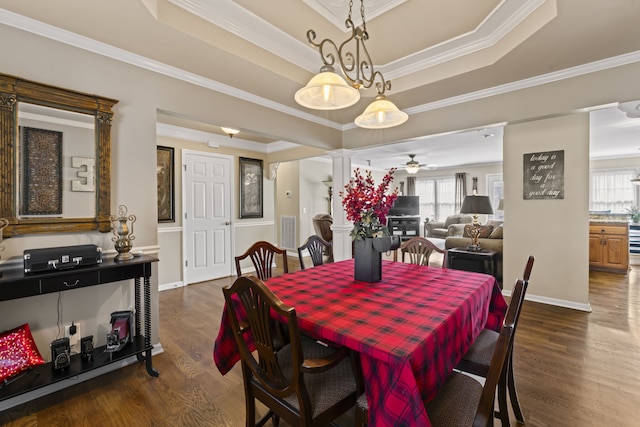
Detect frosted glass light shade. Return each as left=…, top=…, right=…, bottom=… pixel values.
left=354, top=95, right=408, bottom=129
left=405, top=164, right=420, bottom=174
left=221, top=127, right=239, bottom=137
left=295, top=70, right=360, bottom=110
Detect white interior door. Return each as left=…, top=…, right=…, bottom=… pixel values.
left=183, top=150, right=233, bottom=284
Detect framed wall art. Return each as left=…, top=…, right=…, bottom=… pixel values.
left=523, top=150, right=564, bottom=200
left=20, top=127, right=63, bottom=216
left=157, top=146, right=175, bottom=222
left=240, top=157, right=263, bottom=218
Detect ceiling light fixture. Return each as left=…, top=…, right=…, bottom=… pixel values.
left=295, top=0, right=408, bottom=129
left=404, top=154, right=421, bottom=174
left=220, top=127, right=239, bottom=138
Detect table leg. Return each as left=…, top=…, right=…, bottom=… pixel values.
left=135, top=277, right=144, bottom=363
left=143, top=275, right=159, bottom=377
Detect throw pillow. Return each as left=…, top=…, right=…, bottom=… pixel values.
left=486, top=220, right=503, bottom=229
left=463, top=224, right=494, bottom=238
left=0, top=323, right=45, bottom=383
left=489, top=224, right=504, bottom=239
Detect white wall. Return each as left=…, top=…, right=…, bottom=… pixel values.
left=503, top=114, right=590, bottom=310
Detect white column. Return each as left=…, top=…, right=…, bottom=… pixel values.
left=327, top=149, right=354, bottom=261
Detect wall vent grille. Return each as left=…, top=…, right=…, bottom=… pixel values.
left=280, top=216, right=296, bottom=250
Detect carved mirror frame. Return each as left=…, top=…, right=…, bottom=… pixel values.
left=0, top=73, right=118, bottom=237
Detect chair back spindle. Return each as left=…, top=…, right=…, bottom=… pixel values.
left=235, top=241, right=288, bottom=280
left=298, top=235, right=332, bottom=269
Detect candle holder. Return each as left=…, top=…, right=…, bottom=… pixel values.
left=110, top=205, right=136, bottom=261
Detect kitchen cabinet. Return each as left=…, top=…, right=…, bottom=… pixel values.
left=589, top=221, right=628, bottom=273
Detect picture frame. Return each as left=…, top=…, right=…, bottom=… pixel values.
left=157, top=146, right=175, bottom=222
left=20, top=127, right=63, bottom=216
left=523, top=150, right=564, bottom=200
left=240, top=157, right=263, bottom=218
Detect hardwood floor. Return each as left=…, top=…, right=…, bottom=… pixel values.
left=2, top=256, right=639, bottom=426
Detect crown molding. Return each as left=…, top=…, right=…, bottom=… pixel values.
left=382, top=0, right=550, bottom=79
left=0, top=8, right=342, bottom=132
left=3, top=7, right=640, bottom=133
left=156, top=123, right=299, bottom=153
left=301, top=0, right=407, bottom=30
left=405, top=50, right=640, bottom=116
left=168, top=0, right=318, bottom=72
left=172, top=0, right=551, bottom=82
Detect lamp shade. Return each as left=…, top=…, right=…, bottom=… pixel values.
left=497, top=198, right=504, bottom=210
left=460, top=195, right=494, bottom=215
left=354, top=94, right=409, bottom=129
left=294, top=67, right=360, bottom=110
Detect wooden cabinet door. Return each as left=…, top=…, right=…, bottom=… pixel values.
left=588, top=235, right=603, bottom=265
left=602, top=236, right=629, bottom=269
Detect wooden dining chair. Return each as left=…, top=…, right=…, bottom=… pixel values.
left=297, top=235, right=333, bottom=269
left=235, top=241, right=288, bottom=280
left=393, top=236, right=447, bottom=267
left=355, top=289, right=520, bottom=427
left=223, top=276, right=361, bottom=427
left=456, top=255, right=534, bottom=426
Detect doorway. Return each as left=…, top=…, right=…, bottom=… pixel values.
left=182, top=150, right=234, bottom=284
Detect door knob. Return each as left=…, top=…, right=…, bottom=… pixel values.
left=225, top=221, right=231, bottom=225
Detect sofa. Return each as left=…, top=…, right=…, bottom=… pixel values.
left=424, top=214, right=473, bottom=238
left=444, top=220, right=504, bottom=283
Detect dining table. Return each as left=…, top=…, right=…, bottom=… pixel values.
left=214, top=259, right=507, bottom=427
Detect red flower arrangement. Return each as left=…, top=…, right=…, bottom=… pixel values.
left=340, top=168, right=399, bottom=240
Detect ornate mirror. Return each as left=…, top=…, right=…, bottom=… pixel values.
left=0, top=73, right=118, bottom=236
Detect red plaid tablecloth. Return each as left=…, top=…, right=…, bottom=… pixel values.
left=214, top=259, right=507, bottom=427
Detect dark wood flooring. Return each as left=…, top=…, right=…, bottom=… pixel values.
left=2, top=254, right=639, bottom=426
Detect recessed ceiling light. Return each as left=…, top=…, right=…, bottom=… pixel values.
left=221, top=126, right=240, bottom=138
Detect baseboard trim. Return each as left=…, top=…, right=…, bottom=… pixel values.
left=502, top=289, right=592, bottom=312
left=159, top=281, right=185, bottom=291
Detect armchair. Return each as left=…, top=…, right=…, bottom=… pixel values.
left=312, top=214, right=333, bottom=258
left=424, top=214, right=473, bottom=238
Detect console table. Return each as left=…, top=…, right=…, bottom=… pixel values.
left=0, top=255, right=159, bottom=403
left=388, top=215, right=421, bottom=241
left=447, top=248, right=498, bottom=279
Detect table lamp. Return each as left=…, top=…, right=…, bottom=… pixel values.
left=460, top=194, right=494, bottom=251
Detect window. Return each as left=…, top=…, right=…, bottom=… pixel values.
left=589, top=168, right=637, bottom=213
left=415, top=177, right=455, bottom=221
left=486, top=173, right=504, bottom=220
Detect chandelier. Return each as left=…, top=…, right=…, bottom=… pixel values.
left=295, top=0, right=408, bottom=129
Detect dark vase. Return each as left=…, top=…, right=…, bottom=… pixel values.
left=354, top=237, right=382, bottom=282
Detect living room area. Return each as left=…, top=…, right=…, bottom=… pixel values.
left=282, top=100, right=640, bottom=300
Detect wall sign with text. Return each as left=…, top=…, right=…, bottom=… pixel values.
left=523, top=150, right=564, bottom=200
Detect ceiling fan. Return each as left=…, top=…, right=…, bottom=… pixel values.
left=402, top=154, right=436, bottom=174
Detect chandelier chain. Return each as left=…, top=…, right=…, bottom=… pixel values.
left=360, top=0, right=367, bottom=33
left=305, top=0, right=388, bottom=94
